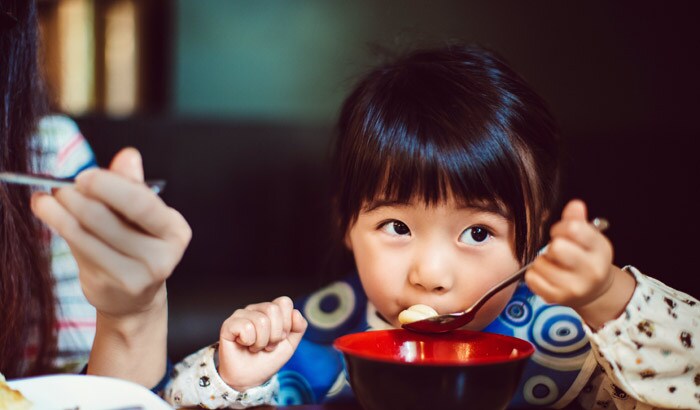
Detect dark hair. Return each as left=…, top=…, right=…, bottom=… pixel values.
left=332, top=45, right=561, bottom=270
left=1, top=1, right=18, bottom=29
left=1, top=0, right=56, bottom=377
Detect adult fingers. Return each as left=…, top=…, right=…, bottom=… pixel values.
left=74, top=169, right=191, bottom=245
left=32, top=191, right=119, bottom=267
left=52, top=187, right=177, bottom=282
left=31, top=192, right=148, bottom=294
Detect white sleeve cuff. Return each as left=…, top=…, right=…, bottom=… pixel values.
left=165, top=343, right=278, bottom=409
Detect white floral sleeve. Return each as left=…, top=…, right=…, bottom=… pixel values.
left=164, top=343, right=278, bottom=409
left=581, top=266, right=700, bottom=409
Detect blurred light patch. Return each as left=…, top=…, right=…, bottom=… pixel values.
left=104, top=0, right=138, bottom=116
left=57, top=0, right=95, bottom=114
left=39, top=0, right=154, bottom=116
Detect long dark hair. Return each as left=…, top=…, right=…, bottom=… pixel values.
left=1, top=0, right=56, bottom=377
left=332, top=45, right=561, bottom=271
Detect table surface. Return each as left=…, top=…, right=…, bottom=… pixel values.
left=237, top=401, right=587, bottom=409
left=258, top=405, right=361, bottom=410
left=187, top=400, right=589, bottom=409
left=180, top=404, right=361, bottom=410
left=181, top=405, right=360, bottom=410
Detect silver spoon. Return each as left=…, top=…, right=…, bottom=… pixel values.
left=0, top=172, right=166, bottom=195
left=402, top=217, right=609, bottom=334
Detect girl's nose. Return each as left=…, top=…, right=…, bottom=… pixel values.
left=408, top=249, right=454, bottom=294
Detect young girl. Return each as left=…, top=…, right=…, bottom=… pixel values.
left=166, top=45, right=699, bottom=409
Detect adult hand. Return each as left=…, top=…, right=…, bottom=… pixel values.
left=218, top=296, right=307, bottom=392
left=31, top=147, right=191, bottom=385
left=32, top=147, right=190, bottom=316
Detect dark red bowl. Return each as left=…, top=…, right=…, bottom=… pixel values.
left=333, top=329, right=534, bottom=410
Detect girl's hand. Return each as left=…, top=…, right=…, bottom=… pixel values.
left=525, top=199, right=635, bottom=328
left=218, top=296, right=308, bottom=392
left=31, top=148, right=191, bottom=318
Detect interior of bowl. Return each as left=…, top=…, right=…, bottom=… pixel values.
left=334, top=329, right=534, bottom=366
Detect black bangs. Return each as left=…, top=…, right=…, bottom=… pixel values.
left=361, top=107, right=523, bottom=216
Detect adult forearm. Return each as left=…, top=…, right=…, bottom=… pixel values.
left=87, top=287, right=168, bottom=388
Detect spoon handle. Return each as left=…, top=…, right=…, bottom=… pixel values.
left=468, top=217, right=609, bottom=315
left=0, top=172, right=166, bottom=195
left=467, top=261, right=530, bottom=315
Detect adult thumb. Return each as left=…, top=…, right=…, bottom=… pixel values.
left=109, top=147, right=144, bottom=183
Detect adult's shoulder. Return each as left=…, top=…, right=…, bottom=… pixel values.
left=33, top=115, right=96, bottom=178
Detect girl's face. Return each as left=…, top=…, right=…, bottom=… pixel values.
left=346, top=196, right=521, bottom=330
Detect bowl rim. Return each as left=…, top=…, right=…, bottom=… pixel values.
left=333, top=329, right=535, bottom=366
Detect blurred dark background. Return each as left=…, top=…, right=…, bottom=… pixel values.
left=38, top=1, right=699, bottom=361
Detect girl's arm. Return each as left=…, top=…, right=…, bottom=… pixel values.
left=527, top=199, right=700, bottom=408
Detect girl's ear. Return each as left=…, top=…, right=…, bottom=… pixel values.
left=527, top=208, right=552, bottom=249
left=540, top=209, right=551, bottom=227
left=343, top=230, right=353, bottom=251
left=537, top=208, right=556, bottom=244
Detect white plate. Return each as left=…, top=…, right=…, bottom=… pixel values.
left=7, top=374, right=172, bottom=410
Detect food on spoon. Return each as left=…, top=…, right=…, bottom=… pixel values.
left=0, top=373, right=32, bottom=410
left=398, top=304, right=439, bottom=324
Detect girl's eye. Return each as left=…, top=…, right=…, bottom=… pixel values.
left=459, top=226, right=491, bottom=245
left=380, top=220, right=411, bottom=236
